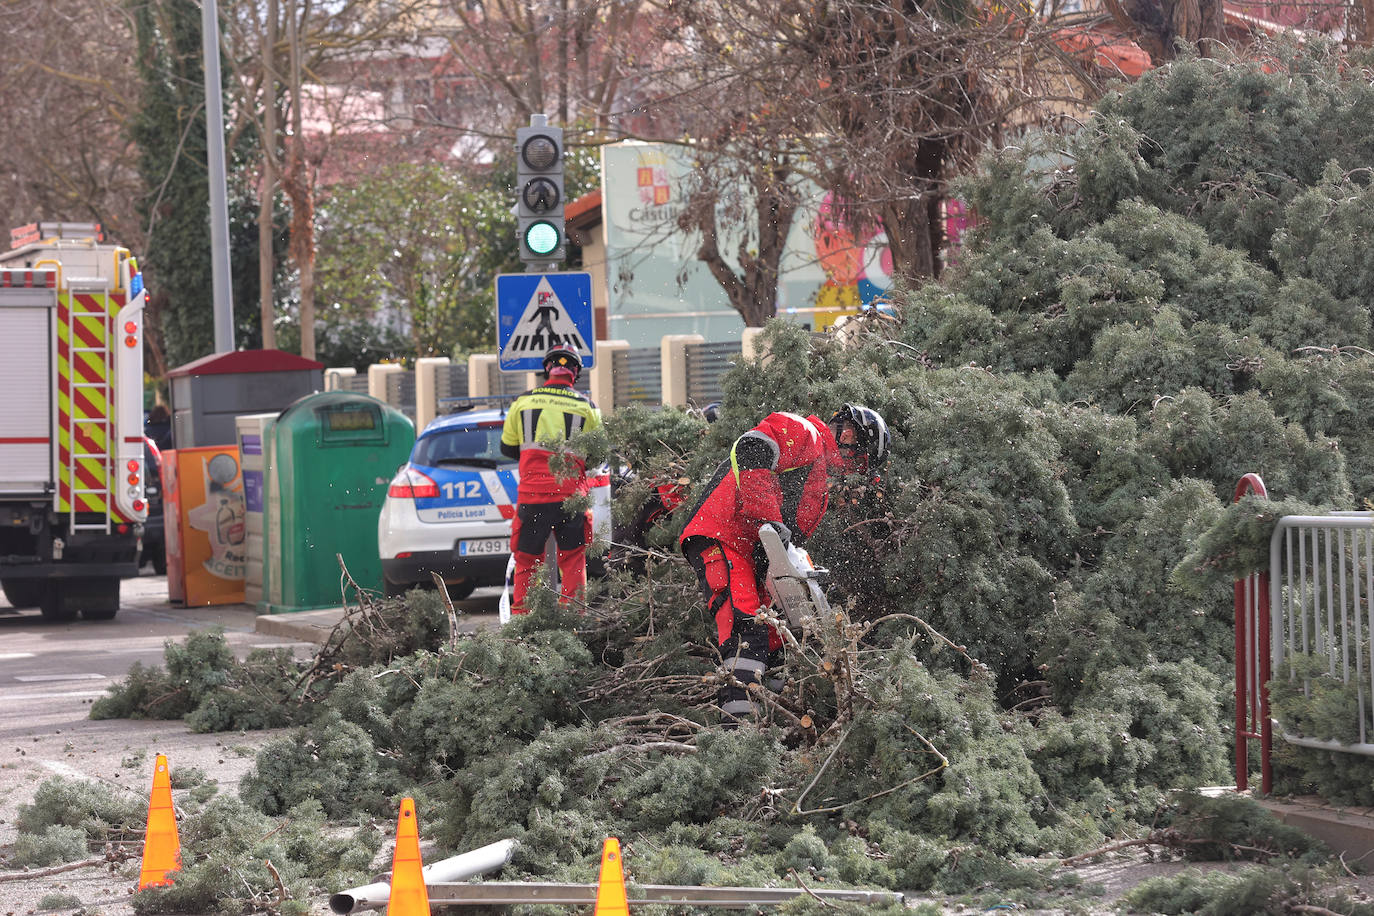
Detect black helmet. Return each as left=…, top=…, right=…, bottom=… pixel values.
left=543, top=346, right=583, bottom=381
left=829, top=403, right=890, bottom=468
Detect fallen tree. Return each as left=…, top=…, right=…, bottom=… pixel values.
left=63, top=34, right=1374, bottom=915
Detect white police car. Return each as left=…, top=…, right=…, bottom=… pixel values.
left=378, top=407, right=609, bottom=599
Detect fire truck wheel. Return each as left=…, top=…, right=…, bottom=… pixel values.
left=38, top=586, right=77, bottom=622
left=1, top=578, right=46, bottom=609
left=75, top=578, right=120, bottom=621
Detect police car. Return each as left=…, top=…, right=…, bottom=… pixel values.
left=378, top=407, right=609, bottom=598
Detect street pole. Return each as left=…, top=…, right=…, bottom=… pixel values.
left=202, top=0, right=235, bottom=353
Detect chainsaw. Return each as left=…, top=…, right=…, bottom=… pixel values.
left=757, top=523, right=833, bottom=628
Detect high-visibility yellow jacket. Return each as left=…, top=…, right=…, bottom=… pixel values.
left=500, top=380, right=602, bottom=502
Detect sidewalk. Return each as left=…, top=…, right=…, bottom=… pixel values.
left=252, top=587, right=504, bottom=644
left=117, top=573, right=501, bottom=645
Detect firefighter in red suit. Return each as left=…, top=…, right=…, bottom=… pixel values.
left=680, top=404, right=890, bottom=721
left=500, top=346, right=603, bottom=613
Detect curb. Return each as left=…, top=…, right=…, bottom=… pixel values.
left=254, top=608, right=349, bottom=644
left=254, top=608, right=503, bottom=645
left=1256, top=796, right=1374, bottom=863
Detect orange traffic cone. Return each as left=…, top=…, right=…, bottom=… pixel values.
left=593, top=837, right=629, bottom=916
left=386, top=797, right=429, bottom=915
left=137, top=754, right=181, bottom=889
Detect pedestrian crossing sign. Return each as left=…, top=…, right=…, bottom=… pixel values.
left=495, top=271, right=595, bottom=372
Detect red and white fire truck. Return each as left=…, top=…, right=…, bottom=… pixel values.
left=0, top=222, right=148, bottom=620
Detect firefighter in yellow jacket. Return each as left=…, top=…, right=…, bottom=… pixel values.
left=499, top=346, right=603, bottom=612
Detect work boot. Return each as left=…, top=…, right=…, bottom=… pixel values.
left=764, top=648, right=786, bottom=694
left=719, top=615, right=770, bottom=726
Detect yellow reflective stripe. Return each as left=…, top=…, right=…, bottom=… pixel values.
left=509, top=389, right=599, bottom=447
left=55, top=289, right=114, bottom=513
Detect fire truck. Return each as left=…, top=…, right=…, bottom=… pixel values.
left=0, top=222, right=148, bottom=620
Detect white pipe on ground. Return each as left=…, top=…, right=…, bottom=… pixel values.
left=329, top=838, right=518, bottom=914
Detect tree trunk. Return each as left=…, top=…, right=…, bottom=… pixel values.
left=1103, top=0, right=1226, bottom=61
left=690, top=163, right=800, bottom=327
left=285, top=0, right=315, bottom=359
left=880, top=137, right=946, bottom=282
left=284, top=139, right=316, bottom=360
left=881, top=196, right=939, bottom=282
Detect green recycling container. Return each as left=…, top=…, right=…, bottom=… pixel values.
left=262, top=391, right=414, bottom=613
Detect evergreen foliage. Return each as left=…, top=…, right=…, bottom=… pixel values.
left=1123, top=864, right=1374, bottom=916
left=127, top=0, right=262, bottom=366
left=130, top=797, right=380, bottom=915
left=10, top=825, right=89, bottom=867
left=16, top=776, right=144, bottom=842
left=89, top=629, right=298, bottom=731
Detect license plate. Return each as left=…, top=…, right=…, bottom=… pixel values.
left=458, top=537, right=508, bottom=556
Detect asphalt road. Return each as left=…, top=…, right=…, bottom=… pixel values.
left=0, top=573, right=502, bottom=915
left=0, top=572, right=319, bottom=914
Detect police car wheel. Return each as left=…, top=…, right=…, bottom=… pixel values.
left=441, top=579, right=477, bottom=601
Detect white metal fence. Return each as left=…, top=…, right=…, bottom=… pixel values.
left=1269, top=512, right=1374, bottom=755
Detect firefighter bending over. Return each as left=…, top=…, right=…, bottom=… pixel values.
left=500, top=346, right=603, bottom=613
left=679, top=404, right=890, bottom=721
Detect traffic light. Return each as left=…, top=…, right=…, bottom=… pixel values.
left=515, top=115, right=565, bottom=267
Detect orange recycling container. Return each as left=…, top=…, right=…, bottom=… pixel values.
left=161, top=445, right=247, bottom=606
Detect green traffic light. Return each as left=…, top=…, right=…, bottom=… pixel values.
left=524, top=220, right=561, bottom=256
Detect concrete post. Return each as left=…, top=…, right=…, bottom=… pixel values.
left=367, top=363, right=404, bottom=401
left=660, top=334, right=705, bottom=408
left=589, top=340, right=629, bottom=413
left=741, top=328, right=768, bottom=364
left=415, top=357, right=450, bottom=432
left=468, top=354, right=499, bottom=398
left=323, top=367, right=356, bottom=391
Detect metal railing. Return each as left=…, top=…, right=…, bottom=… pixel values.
left=1233, top=473, right=1271, bottom=794
left=1234, top=477, right=1374, bottom=794
left=612, top=346, right=662, bottom=405
left=1269, top=510, right=1374, bottom=756
left=684, top=340, right=737, bottom=406
left=434, top=362, right=469, bottom=409
left=384, top=370, right=416, bottom=419
left=335, top=373, right=368, bottom=393
left=486, top=361, right=530, bottom=399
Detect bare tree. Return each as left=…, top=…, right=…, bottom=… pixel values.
left=0, top=0, right=162, bottom=368
left=676, top=148, right=805, bottom=328
left=639, top=0, right=1097, bottom=325
left=222, top=0, right=444, bottom=358
left=425, top=0, right=687, bottom=143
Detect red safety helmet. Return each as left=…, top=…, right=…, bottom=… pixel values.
left=543, top=346, right=583, bottom=382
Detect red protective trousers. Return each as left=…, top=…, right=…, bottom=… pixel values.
left=685, top=538, right=783, bottom=652
left=510, top=501, right=592, bottom=613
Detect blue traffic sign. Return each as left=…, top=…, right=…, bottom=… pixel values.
left=495, top=271, right=595, bottom=372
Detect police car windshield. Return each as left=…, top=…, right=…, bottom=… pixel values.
left=413, top=426, right=510, bottom=468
